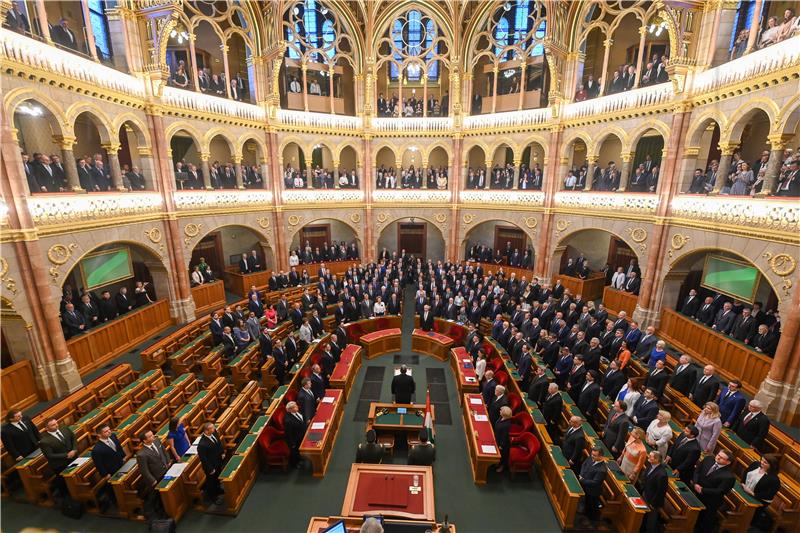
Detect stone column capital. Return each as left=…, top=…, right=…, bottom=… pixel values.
left=101, top=143, right=121, bottom=154
left=53, top=135, right=77, bottom=150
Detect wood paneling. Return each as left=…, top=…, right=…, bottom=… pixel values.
left=191, top=280, right=226, bottom=316
left=559, top=274, right=606, bottom=302
left=602, top=287, right=638, bottom=318
left=1, top=360, right=41, bottom=413
left=658, top=308, right=771, bottom=396
left=66, top=300, right=173, bottom=376
left=224, top=270, right=271, bottom=297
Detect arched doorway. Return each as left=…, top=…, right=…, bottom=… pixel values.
left=520, top=140, right=545, bottom=190
left=725, top=108, right=771, bottom=196
left=290, top=218, right=360, bottom=263
left=428, top=146, right=449, bottom=189
left=282, top=141, right=306, bottom=188
left=490, top=143, right=514, bottom=189
left=73, top=111, right=112, bottom=191
left=563, top=138, right=588, bottom=190
left=629, top=129, right=664, bottom=193
left=169, top=129, right=202, bottom=189
left=551, top=229, right=639, bottom=282
left=682, top=117, right=721, bottom=193
left=189, top=225, right=274, bottom=286
left=338, top=145, right=359, bottom=188
left=377, top=218, right=446, bottom=262
left=465, top=145, right=487, bottom=189
left=462, top=220, right=534, bottom=268
left=375, top=146, right=398, bottom=189
left=117, top=120, right=153, bottom=190
left=12, top=98, right=66, bottom=193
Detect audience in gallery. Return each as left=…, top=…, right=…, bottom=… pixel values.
left=288, top=241, right=360, bottom=267
left=375, top=165, right=447, bottom=189
left=22, top=151, right=150, bottom=193
left=732, top=8, right=799, bottom=59
left=463, top=164, right=543, bottom=190
left=376, top=92, right=449, bottom=118
left=173, top=158, right=264, bottom=190
left=466, top=242, right=533, bottom=269
left=168, top=59, right=249, bottom=102
left=687, top=147, right=799, bottom=197
left=577, top=53, right=671, bottom=102
left=562, top=155, right=660, bottom=192
left=59, top=280, right=155, bottom=339
left=283, top=164, right=359, bottom=189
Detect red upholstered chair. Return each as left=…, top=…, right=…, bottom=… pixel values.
left=495, top=370, right=509, bottom=386
left=509, top=432, right=540, bottom=478
left=507, top=392, right=523, bottom=414
left=310, top=353, right=321, bottom=366
left=375, top=317, right=389, bottom=329
left=509, top=411, right=534, bottom=438
left=284, top=389, right=298, bottom=404
left=271, top=407, right=287, bottom=431
left=489, top=358, right=504, bottom=373
left=258, top=426, right=290, bottom=471
left=299, top=367, right=312, bottom=379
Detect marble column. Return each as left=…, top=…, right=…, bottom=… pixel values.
left=260, top=158, right=270, bottom=189
left=200, top=153, right=212, bottom=190
left=712, top=144, right=737, bottom=194
left=760, top=137, right=788, bottom=196
left=584, top=156, right=598, bottom=191
left=137, top=147, right=158, bottom=191
left=103, top=143, right=125, bottom=190
left=234, top=157, right=244, bottom=189
left=617, top=153, right=633, bottom=192
left=55, top=136, right=83, bottom=192
left=745, top=0, right=764, bottom=54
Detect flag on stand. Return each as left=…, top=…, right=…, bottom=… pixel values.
left=424, top=388, right=434, bottom=443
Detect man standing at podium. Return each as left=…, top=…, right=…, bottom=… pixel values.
left=391, top=365, right=416, bottom=404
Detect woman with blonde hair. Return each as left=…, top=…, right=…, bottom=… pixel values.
left=695, top=402, right=723, bottom=454
left=619, top=426, right=647, bottom=481
left=646, top=410, right=673, bottom=459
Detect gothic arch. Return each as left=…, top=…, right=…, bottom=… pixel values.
left=66, top=103, right=114, bottom=145
left=370, top=1, right=455, bottom=54
left=112, top=113, right=152, bottom=150
left=4, top=88, right=69, bottom=137
left=590, top=128, right=628, bottom=158
left=165, top=122, right=204, bottom=149
left=458, top=215, right=538, bottom=262
left=287, top=215, right=363, bottom=252
left=686, top=109, right=727, bottom=147
left=204, top=129, right=236, bottom=155
left=626, top=120, right=670, bottom=154
left=560, top=131, right=591, bottom=159
left=235, top=133, right=267, bottom=161
left=777, top=95, right=800, bottom=136
left=723, top=99, right=780, bottom=144
left=187, top=222, right=274, bottom=270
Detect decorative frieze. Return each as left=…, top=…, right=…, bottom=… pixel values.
left=372, top=190, right=451, bottom=203
left=670, top=196, right=799, bottom=234
left=173, top=190, right=274, bottom=211
left=281, top=189, right=364, bottom=205
left=28, top=193, right=163, bottom=226
left=459, top=190, right=545, bottom=206
left=554, top=192, right=659, bottom=214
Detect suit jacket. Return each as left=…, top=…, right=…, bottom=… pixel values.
left=693, top=457, right=736, bottom=510
left=666, top=434, right=701, bottom=483
left=298, top=387, right=317, bottom=421
left=681, top=295, right=701, bottom=317
left=482, top=378, right=498, bottom=406
left=642, top=464, right=668, bottom=509
left=669, top=364, right=697, bottom=396
left=579, top=458, right=608, bottom=497
left=136, top=441, right=170, bottom=487
left=561, top=427, right=586, bottom=466
left=494, top=418, right=511, bottom=454
left=601, top=369, right=626, bottom=400
left=527, top=375, right=549, bottom=404
left=691, top=375, right=719, bottom=406
left=197, top=433, right=224, bottom=476
left=39, top=426, right=78, bottom=472
left=541, top=393, right=563, bottom=426
left=62, top=309, right=86, bottom=337
left=713, top=309, right=736, bottom=334
left=602, top=412, right=629, bottom=452
left=391, top=374, right=416, bottom=404
left=577, top=382, right=601, bottom=419
left=731, top=315, right=756, bottom=342
left=356, top=442, right=384, bottom=464
left=285, top=411, right=306, bottom=449
left=408, top=443, right=436, bottom=466
left=633, top=334, right=657, bottom=359
left=488, top=394, right=510, bottom=426
left=695, top=304, right=715, bottom=326
left=716, top=389, right=747, bottom=426
left=751, top=331, right=778, bottom=357
left=645, top=368, right=670, bottom=397
left=744, top=461, right=780, bottom=503
left=632, top=397, right=659, bottom=429
left=732, top=411, right=770, bottom=449
left=310, top=374, right=326, bottom=400
left=91, top=435, right=125, bottom=476
left=1, top=417, right=40, bottom=459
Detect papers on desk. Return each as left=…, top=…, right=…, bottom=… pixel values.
left=469, top=397, right=483, bottom=406
left=465, top=376, right=477, bottom=383
left=162, top=462, right=188, bottom=480
left=321, top=396, right=335, bottom=404
left=474, top=414, right=489, bottom=422
left=117, top=458, right=137, bottom=475
left=394, top=367, right=412, bottom=376
left=68, top=457, right=91, bottom=468
left=311, top=422, right=326, bottom=430
left=481, top=444, right=498, bottom=454
left=192, top=436, right=202, bottom=445
left=462, top=358, right=472, bottom=363
left=185, top=445, right=198, bottom=455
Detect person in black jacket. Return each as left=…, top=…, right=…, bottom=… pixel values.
left=285, top=402, right=306, bottom=468
left=1, top=410, right=40, bottom=461
left=644, top=359, right=670, bottom=398
left=526, top=366, right=549, bottom=405
left=408, top=430, right=436, bottom=466
left=561, top=416, right=586, bottom=470
left=91, top=424, right=125, bottom=478
left=669, top=354, right=697, bottom=396
left=391, top=365, right=416, bottom=404
left=488, top=385, right=510, bottom=426
left=576, top=370, right=601, bottom=421
left=298, top=377, right=318, bottom=421
left=680, top=289, right=701, bottom=317
left=601, top=360, right=627, bottom=400
left=602, top=400, right=629, bottom=456
left=541, top=383, right=563, bottom=440
left=695, top=297, right=716, bottom=326
left=692, top=450, right=736, bottom=531
left=665, top=425, right=702, bottom=483
left=732, top=400, right=770, bottom=450
left=355, top=429, right=384, bottom=464
left=641, top=451, right=668, bottom=533
left=689, top=364, right=719, bottom=407
left=419, top=304, right=434, bottom=331
left=494, top=406, right=512, bottom=473
left=742, top=455, right=781, bottom=529
left=197, top=422, right=225, bottom=506
left=579, top=446, right=608, bottom=523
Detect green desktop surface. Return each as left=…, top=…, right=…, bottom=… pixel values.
left=235, top=434, right=257, bottom=455
left=550, top=445, right=569, bottom=468
left=376, top=412, right=402, bottom=425
left=562, top=468, right=584, bottom=494
left=221, top=455, right=244, bottom=478
left=249, top=416, right=268, bottom=434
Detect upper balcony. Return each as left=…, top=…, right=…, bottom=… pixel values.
left=276, top=109, right=361, bottom=133
left=161, top=87, right=265, bottom=123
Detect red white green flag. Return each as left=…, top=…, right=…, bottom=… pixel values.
left=424, top=388, right=434, bottom=443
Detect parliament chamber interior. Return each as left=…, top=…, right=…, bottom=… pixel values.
left=1, top=0, right=800, bottom=532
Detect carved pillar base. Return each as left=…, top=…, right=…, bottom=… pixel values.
left=754, top=377, right=798, bottom=424
left=170, top=297, right=196, bottom=325
left=52, top=357, right=83, bottom=395
left=632, top=305, right=660, bottom=329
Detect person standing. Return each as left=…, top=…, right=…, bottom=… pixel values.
left=693, top=450, right=736, bottom=531
left=284, top=402, right=306, bottom=468
left=38, top=418, right=77, bottom=495
left=197, top=422, right=225, bottom=506
left=494, top=406, right=512, bottom=473
left=579, top=446, right=608, bottom=525
left=136, top=429, right=171, bottom=517
left=391, top=365, right=416, bottom=404
left=1, top=410, right=40, bottom=462
left=641, top=451, right=668, bottom=533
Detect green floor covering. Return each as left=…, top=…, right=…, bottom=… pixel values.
left=1, top=287, right=561, bottom=532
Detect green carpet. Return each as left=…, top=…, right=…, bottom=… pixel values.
left=1, top=287, right=561, bottom=532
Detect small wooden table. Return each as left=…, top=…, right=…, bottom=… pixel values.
left=306, top=516, right=455, bottom=532
left=300, top=389, right=344, bottom=477
left=450, top=347, right=480, bottom=400
left=360, top=328, right=402, bottom=359
left=461, top=393, right=501, bottom=484
left=411, top=329, right=453, bottom=361
left=341, top=464, right=435, bottom=521
left=367, top=402, right=433, bottom=437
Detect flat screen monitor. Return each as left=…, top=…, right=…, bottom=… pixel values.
left=700, top=255, right=760, bottom=303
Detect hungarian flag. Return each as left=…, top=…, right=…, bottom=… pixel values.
left=424, top=388, right=434, bottom=443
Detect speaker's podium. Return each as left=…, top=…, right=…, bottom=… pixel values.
left=307, top=464, right=456, bottom=532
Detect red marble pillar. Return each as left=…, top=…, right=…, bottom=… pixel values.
left=535, top=127, right=562, bottom=280
left=448, top=135, right=463, bottom=263
left=362, top=136, right=374, bottom=262
left=267, top=130, right=288, bottom=271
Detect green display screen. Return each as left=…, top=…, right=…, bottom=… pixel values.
left=80, top=248, right=133, bottom=290
left=701, top=255, right=760, bottom=303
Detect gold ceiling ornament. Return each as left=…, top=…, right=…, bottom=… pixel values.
left=183, top=223, right=203, bottom=246
left=0, top=258, right=17, bottom=295
left=627, top=227, right=647, bottom=243
left=762, top=252, right=796, bottom=277
left=434, top=213, right=447, bottom=224
left=555, top=219, right=571, bottom=233
left=462, top=214, right=475, bottom=225
left=668, top=233, right=690, bottom=259
left=49, top=266, right=60, bottom=284
left=257, top=217, right=271, bottom=229
left=0, top=258, right=7, bottom=279
left=47, top=243, right=77, bottom=265
left=780, top=278, right=792, bottom=297
left=377, top=213, right=390, bottom=224
left=523, top=217, right=538, bottom=229
left=287, top=215, right=303, bottom=227
left=144, top=227, right=162, bottom=243
left=349, top=213, right=361, bottom=224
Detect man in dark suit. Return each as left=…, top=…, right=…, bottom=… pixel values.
left=62, top=302, right=86, bottom=338
left=665, top=425, right=702, bottom=483
left=576, top=370, right=601, bottom=421
left=716, top=380, right=747, bottom=427
left=751, top=324, right=778, bottom=356
left=391, top=365, right=415, bottom=404
left=285, top=402, right=306, bottom=468
left=1, top=410, right=40, bottom=461
left=579, top=446, right=608, bottom=523
left=51, top=18, right=78, bottom=50
left=220, top=326, right=237, bottom=359
left=602, top=400, right=629, bottom=456
left=680, top=289, right=701, bottom=317
left=541, top=383, right=563, bottom=440
left=641, top=451, right=668, bottom=533
left=39, top=418, right=77, bottom=494
left=298, top=377, right=318, bottom=421
left=355, top=429, right=384, bottom=464
left=693, top=450, right=736, bottom=531
left=689, top=365, right=720, bottom=407
left=633, top=326, right=657, bottom=359
left=631, top=387, right=659, bottom=429
left=732, top=400, right=770, bottom=450
left=116, top=287, right=133, bottom=315
left=494, top=406, right=513, bottom=473
left=561, top=416, right=586, bottom=469
left=623, top=272, right=641, bottom=295
left=488, top=384, right=510, bottom=426
left=526, top=366, right=549, bottom=405
left=197, top=422, right=225, bottom=505
left=669, top=354, right=697, bottom=395
left=645, top=359, right=670, bottom=397
left=419, top=304, right=435, bottom=331
left=136, top=429, right=171, bottom=515
left=238, top=253, right=251, bottom=274
left=730, top=308, right=756, bottom=343
left=695, top=297, right=716, bottom=326
left=601, top=360, right=626, bottom=400
left=481, top=370, right=497, bottom=407
left=91, top=424, right=125, bottom=478
left=408, top=430, right=436, bottom=466
left=310, top=364, right=326, bottom=398
left=711, top=302, right=736, bottom=334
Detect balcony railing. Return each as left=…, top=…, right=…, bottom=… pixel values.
left=276, top=109, right=361, bottom=131
left=670, top=195, right=799, bottom=234
left=372, top=189, right=451, bottom=203
left=281, top=189, right=364, bottom=204
left=561, top=83, right=674, bottom=121
left=173, top=190, right=273, bottom=211
left=554, top=191, right=660, bottom=214
left=27, top=192, right=163, bottom=226
left=0, top=28, right=146, bottom=98
left=459, top=190, right=545, bottom=206
left=691, top=35, right=800, bottom=97
left=161, top=87, right=265, bottom=122
left=372, top=117, right=453, bottom=133
left=462, top=107, right=551, bottom=130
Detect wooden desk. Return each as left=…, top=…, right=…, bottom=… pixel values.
left=558, top=273, right=606, bottom=302
left=602, top=286, right=638, bottom=318
left=368, top=403, right=432, bottom=438
left=307, top=516, right=455, bottom=533
left=661, top=480, right=704, bottom=533
left=300, top=389, right=344, bottom=477
left=460, top=394, right=501, bottom=484
left=360, top=328, right=402, bottom=359
left=341, top=464, right=435, bottom=521
left=329, top=344, right=363, bottom=401
left=450, top=347, right=480, bottom=400
left=344, top=317, right=403, bottom=344
left=411, top=329, right=454, bottom=361
left=224, top=269, right=271, bottom=298
left=191, top=280, right=226, bottom=316
left=539, top=444, right=584, bottom=529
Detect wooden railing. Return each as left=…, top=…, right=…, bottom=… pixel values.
left=224, top=269, right=271, bottom=298
left=602, top=287, right=638, bottom=318
left=657, top=308, right=771, bottom=396
left=1, top=360, right=41, bottom=412
left=191, top=280, right=226, bottom=316
left=66, top=300, right=173, bottom=376
left=558, top=274, right=606, bottom=302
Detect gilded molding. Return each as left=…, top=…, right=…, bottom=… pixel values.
left=47, top=243, right=78, bottom=265
left=28, top=193, right=164, bottom=227
left=762, top=252, right=796, bottom=277
left=627, top=227, right=648, bottom=253
left=668, top=233, right=691, bottom=259
left=0, top=257, right=18, bottom=296
left=257, top=217, right=271, bottom=229
left=183, top=223, right=203, bottom=246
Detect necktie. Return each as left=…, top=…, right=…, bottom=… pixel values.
left=708, top=463, right=720, bottom=475
left=700, top=376, right=708, bottom=384
left=56, top=430, right=64, bottom=442
left=105, top=439, right=116, bottom=451
left=209, top=435, right=217, bottom=444
left=15, top=422, right=25, bottom=431
left=744, top=413, right=754, bottom=424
